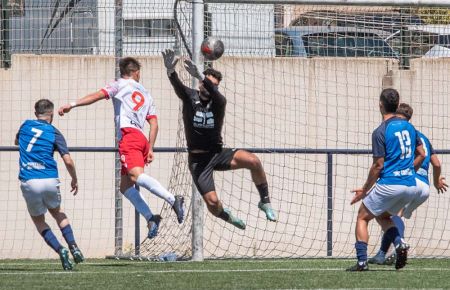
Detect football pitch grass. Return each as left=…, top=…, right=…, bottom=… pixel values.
left=0, top=258, right=449, bottom=289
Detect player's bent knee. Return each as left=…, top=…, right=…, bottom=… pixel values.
left=48, top=206, right=61, bottom=216
left=127, top=167, right=145, bottom=183
left=250, top=155, right=262, bottom=169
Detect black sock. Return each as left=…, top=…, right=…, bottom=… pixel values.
left=256, top=182, right=270, bottom=204
left=218, top=209, right=230, bottom=222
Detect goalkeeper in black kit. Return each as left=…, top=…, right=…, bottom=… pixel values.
left=162, top=49, right=277, bottom=229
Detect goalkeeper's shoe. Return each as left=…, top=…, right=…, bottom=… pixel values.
left=172, top=195, right=185, bottom=224
left=147, top=215, right=162, bottom=239
left=384, top=251, right=397, bottom=266
left=368, top=252, right=386, bottom=265
left=346, top=261, right=369, bottom=272
left=69, top=245, right=85, bottom=264
left=395, top=242, right=409, bottom=270
left=58, top=247, right=74, bottom=271
left=258, top=202, right=277, bottom=222
left=224, top=208, right=246, bottom=230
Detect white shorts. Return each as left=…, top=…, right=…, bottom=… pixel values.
left=363, top=183, right=419, bottom=217
left=20, top=178, right=61, bottom=217
left=402, top=178, right=430, bottom=219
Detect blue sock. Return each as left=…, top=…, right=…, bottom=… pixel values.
left=355, top=241, right=368, bottom=262
left=391, top=215, right=405, bottom=238
left=385, top=226, right=403, bottom=247
left=61, top=225, right=76, bottom=247
left=378, top=231, right=391, bottom=254
left=382, top=226, right=399, bottom=250
left=41, top=229, right=63, bottom=253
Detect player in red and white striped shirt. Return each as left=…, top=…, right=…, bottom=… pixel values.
left=59, top=57, right=184, bottom=239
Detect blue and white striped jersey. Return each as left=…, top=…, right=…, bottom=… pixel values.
left=17, top=119, right=69, bottom=181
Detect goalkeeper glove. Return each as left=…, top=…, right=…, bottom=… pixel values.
left=161, top=49, right=179, bottom=76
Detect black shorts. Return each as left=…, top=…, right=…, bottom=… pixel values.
left=188, top=148, right=238, bottom=195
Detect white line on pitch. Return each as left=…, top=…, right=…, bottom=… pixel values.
left=0, top=267, right=448, bottom=275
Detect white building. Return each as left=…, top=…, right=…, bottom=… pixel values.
left=97, top=0, right=275, bottom=56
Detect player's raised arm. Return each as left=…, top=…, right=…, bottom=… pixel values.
left=58, top=90, right=107, bottom=116
left=162, top=49, right=179, bottom=77
left=163, top=49, right=193, bottom=101
left=430, top=154, right=448, bottom=193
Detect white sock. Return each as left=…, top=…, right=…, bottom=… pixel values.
left=136, top=174, right=175, bottom=206
left=123, top=187, right=153, bottom=222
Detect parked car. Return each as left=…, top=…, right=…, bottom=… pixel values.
left=400, top=25, right=450, bottom=57
left=289, top=10, right=424, bottom=33
left=275, top=26, right=398, bottom=58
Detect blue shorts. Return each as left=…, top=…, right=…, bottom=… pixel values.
left=363, top=183, right=418, bottom=216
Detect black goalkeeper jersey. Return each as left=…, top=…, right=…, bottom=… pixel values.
left=169, top=72, right=226, bottom=152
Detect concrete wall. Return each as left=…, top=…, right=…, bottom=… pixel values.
left=0, top=54, right=449, bottom=259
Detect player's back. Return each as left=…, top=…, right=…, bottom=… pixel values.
left=103, top=78, right=156, bottom=134
left=374, top=117, right=418, bottom=186
left=416, top=131, right=433, bottom=184
left=18, top=119, right=61, bottom=180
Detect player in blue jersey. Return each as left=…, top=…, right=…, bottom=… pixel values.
left=369, top=103, right=447, bottom=265
left=15, top=99, right=83, bottom=270
left=347, top=89, right=426, bottom=271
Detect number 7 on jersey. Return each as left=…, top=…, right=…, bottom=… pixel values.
left=26, top=128, right=43, bottom=152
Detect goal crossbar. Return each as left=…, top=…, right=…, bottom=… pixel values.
left=205, top=0, right=450, bottom=7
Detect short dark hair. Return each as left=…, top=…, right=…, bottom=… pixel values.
left=119, top=57, right=141, bottom=77
left=35, top=99, right=54, bottom=115
left=396, top=103, right=413, bottom=121
left=203, top=68, right=222, bottom=82
left=380, top=88, right=400, bottom=113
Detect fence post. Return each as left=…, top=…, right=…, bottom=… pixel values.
left=327, top=153, right=333, bottom=257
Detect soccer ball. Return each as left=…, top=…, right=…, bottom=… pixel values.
left=200, top=37, right=224, bottom=61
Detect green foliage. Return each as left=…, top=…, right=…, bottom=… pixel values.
left=417, top=8, right=450, bottom=24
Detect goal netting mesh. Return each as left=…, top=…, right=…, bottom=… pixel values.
left=0, top=1, right=449, bottom=260
left=139, top=2, right=450, bottom=259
